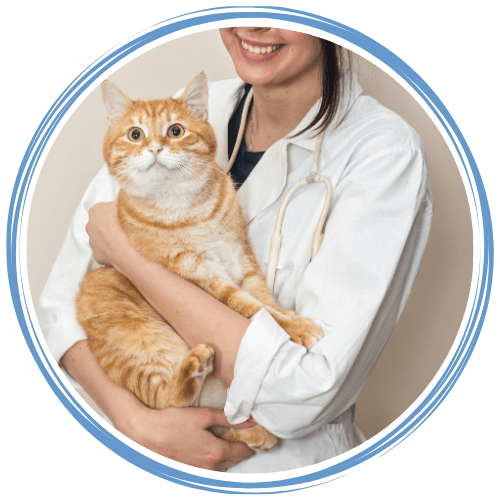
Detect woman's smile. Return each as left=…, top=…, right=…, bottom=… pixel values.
left=236, top=34, right=285, bottom=62
left=220, top=27, right=322, bottom=88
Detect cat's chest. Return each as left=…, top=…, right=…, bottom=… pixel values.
left=126, top=220, right=209, bottom=253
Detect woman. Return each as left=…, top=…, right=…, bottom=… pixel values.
left=37, top=27, right=433, bottom=473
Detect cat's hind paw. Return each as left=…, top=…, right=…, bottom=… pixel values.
left=167, top=344, right=215, bottom=408
left=189, top=344, right=215, bottom=380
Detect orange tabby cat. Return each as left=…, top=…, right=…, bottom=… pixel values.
left=75, top=73, right=322, bottom=453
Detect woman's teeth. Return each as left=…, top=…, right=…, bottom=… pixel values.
left=241, top=40, right=283, bottom=54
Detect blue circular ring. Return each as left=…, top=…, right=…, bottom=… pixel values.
left=7, top=6, right=493, bottom=494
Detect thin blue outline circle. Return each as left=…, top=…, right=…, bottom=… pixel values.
left=7, top=6, right=493, bottom=494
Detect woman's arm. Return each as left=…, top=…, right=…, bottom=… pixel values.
left=86, top=200, right=251, bottom=387
left=61, top=340, right=255, bottom=471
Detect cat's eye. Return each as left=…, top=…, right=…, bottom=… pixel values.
left=167, top=124, right=185, bottom=139
left=127, top=127, right=145, bottom=143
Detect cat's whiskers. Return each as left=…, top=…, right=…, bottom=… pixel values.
left=174, top=163, right=205, bottom=183
left=172, top=156, right=222, bottom=179
left=161, top=153, right=210, bottom=184
left=114, top=163, right=141, bottom=180
left=113, top=155, right=159, bottom=180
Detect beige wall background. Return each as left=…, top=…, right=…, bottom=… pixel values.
left=27, top=29, right=473, bottom=440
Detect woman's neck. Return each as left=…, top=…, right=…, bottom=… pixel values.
left=248, top=68, right=322, bottom=152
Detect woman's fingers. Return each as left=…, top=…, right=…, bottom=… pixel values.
left=201, top=409, right=256, bottom=470
left=213, top=438, right=255, bottom=471
left=202, top=408, right=256, bottom=429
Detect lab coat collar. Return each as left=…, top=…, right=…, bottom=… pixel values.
left=212, top=72, right=363, bottom=223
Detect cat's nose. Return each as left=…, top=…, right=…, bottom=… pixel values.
left=149, top=145, right=163, bottom=155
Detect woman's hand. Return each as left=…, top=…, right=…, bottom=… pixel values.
left=62, top=341, right=254, bottom=472
left=119, top=405, right=255, bottom=471
left=86, top=199, right=131, bottom=268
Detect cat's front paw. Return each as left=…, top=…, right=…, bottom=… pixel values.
left=285, top=316, right=322, bottom=349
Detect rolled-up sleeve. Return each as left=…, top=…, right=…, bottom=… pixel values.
left=36, top=166, right=119, bottom=364
left=225, top=122, right=434, bottom=439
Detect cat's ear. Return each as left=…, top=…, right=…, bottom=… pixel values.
left=101, top=81, right=132, bottom=126
left=180, top=72, right=208, bottom=121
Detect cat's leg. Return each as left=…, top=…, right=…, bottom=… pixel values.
left=195, top=275, right=322, bottom=349
left=98, top=336, right=214, bottom=409
left=161, top=249, right=321, bottom=347
left=77, top=267, right=214, bottom=409
left=238, top=271, right=326, bottom=348
left=238, top=244, right=323, bottom=347
left=238, top=245, right=294, bottom=315
left=161, top=249, right=320, bottom=347
left=78, top=268, right=280, bottom=452
left=239, top=268, right=287, bottom=311
left=211, top=425, right=278, bottom=452
left=159, top=343, right=215, bottom=407
left=240, top=266, right=297, bottom=316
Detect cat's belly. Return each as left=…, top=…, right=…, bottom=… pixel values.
left=202, top=237, right=247, bottom=284
left=199, top=375, right=227, bottom=409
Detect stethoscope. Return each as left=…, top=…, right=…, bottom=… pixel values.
left=224, top=87, right=333, bottom=292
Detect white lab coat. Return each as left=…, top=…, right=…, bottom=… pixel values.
left=37, top=74, right=433, bottom=473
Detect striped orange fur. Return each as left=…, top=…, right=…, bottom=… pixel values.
left=75, top=73, right=322, bottom=454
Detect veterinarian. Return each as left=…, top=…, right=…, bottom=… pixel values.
left=37, top=27, right=433, bottom=472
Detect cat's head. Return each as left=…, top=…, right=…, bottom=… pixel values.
left=101, top=72, right=217, bottom=195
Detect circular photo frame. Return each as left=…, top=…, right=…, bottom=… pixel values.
left=8, top=6, right=493, bottom=494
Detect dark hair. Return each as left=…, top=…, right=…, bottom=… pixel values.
left=294, top=40, right=350, bottom=138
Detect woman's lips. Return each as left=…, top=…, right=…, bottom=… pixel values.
left=236, top=35, right=285, bottom=62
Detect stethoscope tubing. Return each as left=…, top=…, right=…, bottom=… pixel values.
left=225, top=87, right=333, bottom=292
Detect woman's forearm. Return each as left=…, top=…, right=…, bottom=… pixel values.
left=61, top=340, right=144, bottom=430
left=113, top=246, right=251, bottom=387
